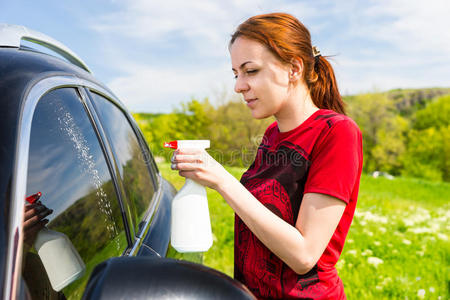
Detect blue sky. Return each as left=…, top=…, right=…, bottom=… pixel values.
left=1, top=0, right=449, bottom=113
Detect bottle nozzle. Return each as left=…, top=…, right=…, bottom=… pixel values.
left=26, top=192, right=42, bottom=204
left=164, top=141, right=178, bottom=149
left=164, top=140, right=210, bottom=150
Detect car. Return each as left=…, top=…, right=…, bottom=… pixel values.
left=0, top=24, right=254, bottom=300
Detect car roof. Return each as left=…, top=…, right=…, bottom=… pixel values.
left=0, top=24, right=91, bottom=73
left=0, top=46, right=111, bottom=290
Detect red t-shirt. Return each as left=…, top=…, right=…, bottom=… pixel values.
left=234, top=109, right=363, bottom=299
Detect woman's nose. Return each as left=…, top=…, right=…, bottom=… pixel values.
left=234, top=76, right=250, bottom=93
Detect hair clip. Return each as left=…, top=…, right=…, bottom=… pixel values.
left=312, top=46, right=321, bottom=58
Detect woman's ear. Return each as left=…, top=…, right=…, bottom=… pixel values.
left=289, top=58, right=303, bottom=82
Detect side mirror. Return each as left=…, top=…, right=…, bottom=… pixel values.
left=82, top=257, right=255, bottom=300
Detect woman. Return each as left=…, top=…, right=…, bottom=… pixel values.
left=171, top=13, right=363, bottom=299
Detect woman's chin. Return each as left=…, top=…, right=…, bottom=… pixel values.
left=251, top=109, right=271, bottom=120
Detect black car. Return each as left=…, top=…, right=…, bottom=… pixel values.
left=0, top=24, right=253, bottom=300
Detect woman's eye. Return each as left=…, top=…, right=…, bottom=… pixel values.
left=233, top=69, right=258, bottom=79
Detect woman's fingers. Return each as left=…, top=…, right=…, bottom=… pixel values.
left=171, top=154, right=204, bottom=164
left=23, top=214, right=44, bottom=229
left=171, top=162, right=204, bottom=171
left=172, top=149, right=208, bottom=162
left=23, top=201, right=53, bottom=247
left=170, top=149, right=226, bottom=190
left=175, top=149, right=203, bottom=155
left=24, top=219, right=48, bottom=235
left=178, top=170, right=197, bottom=178
left=23, top=205, right=53, bottom=230
left=24, top=203, right=45, bottom=218
left=171, top=150, right=211, bottom=171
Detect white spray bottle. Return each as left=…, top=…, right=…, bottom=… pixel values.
left=164, top=140, right=213, bottom=253
left=26, top=192, right=85, bottom=291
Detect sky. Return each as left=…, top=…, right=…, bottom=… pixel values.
left=1, top=0, right=449, bottom=113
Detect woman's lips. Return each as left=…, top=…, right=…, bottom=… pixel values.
left=245, top=98, right=258, bottom=107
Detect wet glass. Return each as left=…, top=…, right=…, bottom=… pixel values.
left=89, top=92, right=156, bottom=237
left=24, top=88, right=127, bottom=299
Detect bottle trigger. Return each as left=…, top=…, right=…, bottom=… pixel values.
left=164, top=141, right=178, bottom=149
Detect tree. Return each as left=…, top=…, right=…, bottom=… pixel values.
left=413, top=95, right=450, bottom=130
left=174, top=98, right=214, bottom=140
left=346, top=93, right=402, bottom=173
left=370, top=115, right=409, bottom=174
left=400, top=95, right=450, bottom=181
left=208, top=99, right=273, bottom=167
left=133, top=88, right=450, bottom=181
left=135, top=98, right=214, bottom=161
left=401, top=127, right=446, bottom=181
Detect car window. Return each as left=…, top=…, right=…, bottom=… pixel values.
left=23, top=88, right=127, bottom=299
left=88, top=92, right=157, bottom=237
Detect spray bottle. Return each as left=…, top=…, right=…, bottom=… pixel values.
left=25, top=192, right=85, bottom=291
left=164, top=140, right=213, bottom=253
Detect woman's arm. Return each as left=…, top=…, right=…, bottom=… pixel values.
left=172, top=149, right=346, bottom=274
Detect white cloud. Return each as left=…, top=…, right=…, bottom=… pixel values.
left=91, top=0, right=247, bottom=57
left=331, top=0, right=450, bottom=94
left=87, top=0, right=450, bottom=112
left=360, top=0, right=450, bottom=57
left=107, top=60, right=234, bottom=112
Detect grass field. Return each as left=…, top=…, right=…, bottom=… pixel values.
left=158, top=162, right=449, bottom=299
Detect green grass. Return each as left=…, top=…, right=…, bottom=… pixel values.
left=64, top=232, right=128, bottom=299
left=340, top=175, right=449, bottom=299
left=158, top=162, right=450, bottom=299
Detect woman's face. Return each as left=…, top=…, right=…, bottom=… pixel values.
left=230, top=37, right=292, bottom=119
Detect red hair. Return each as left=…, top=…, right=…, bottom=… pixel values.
left=230, top=13, right=346, bottom=115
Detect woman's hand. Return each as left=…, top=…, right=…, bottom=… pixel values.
left=171, top=149, right=233, bottom=190
left=23, top=202, right=53, bottom=249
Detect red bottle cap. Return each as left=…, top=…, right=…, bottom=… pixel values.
left=26, top=192, right=42, bottom=204
left=163, top=141, right=178, bottom=149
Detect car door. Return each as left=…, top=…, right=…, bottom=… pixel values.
left=85, top=90, right=163, bottom=256
left=22, top=86, right=130, bottom=299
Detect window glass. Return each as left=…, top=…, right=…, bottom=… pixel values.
left=89, top=92, right=156, bottom=236
left=23, top=88, right=127, bottom=299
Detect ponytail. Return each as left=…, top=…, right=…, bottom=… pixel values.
left=309, top=56, right=346, bottom=115
left=230, top=13, right=346, bottom=115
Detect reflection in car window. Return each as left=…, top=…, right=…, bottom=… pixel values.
left=24, top=88, right=127, bottom=299
left=89, top=92, right=156, bottom=236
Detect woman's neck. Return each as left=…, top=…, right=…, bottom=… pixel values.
left=275, top=87, right=319, bottom=132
